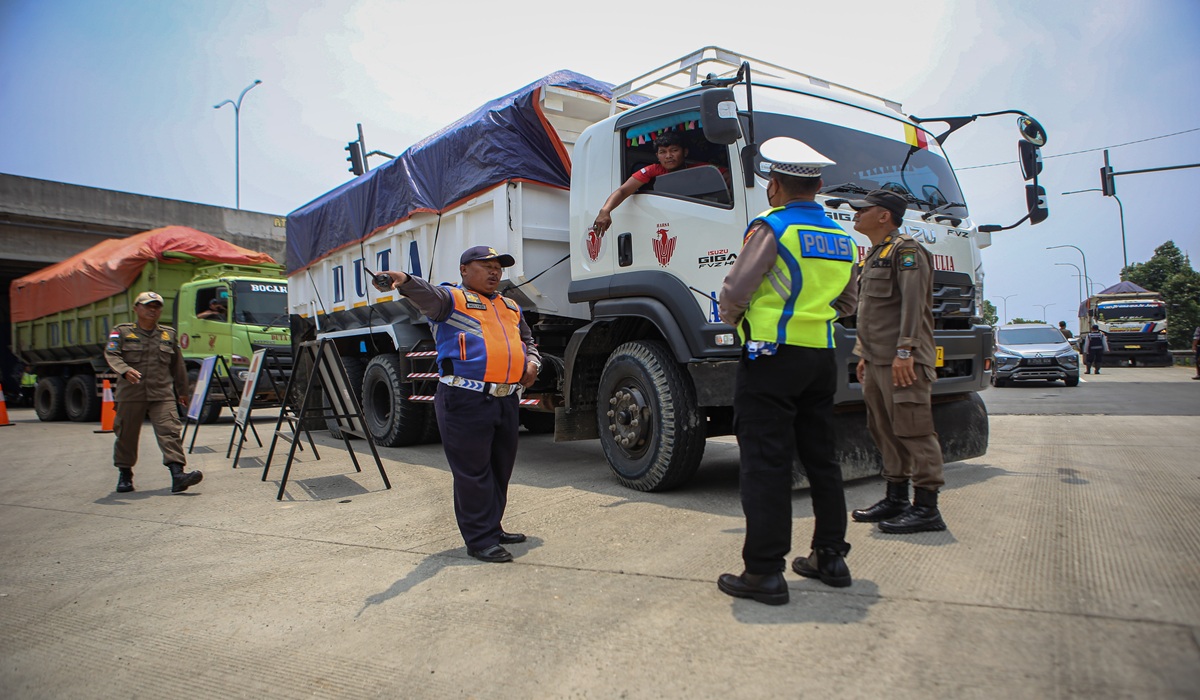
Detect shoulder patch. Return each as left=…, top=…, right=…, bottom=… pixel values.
left=501, top=297, right=520, bottom=313
left=898, top=249, right=918, bottom=270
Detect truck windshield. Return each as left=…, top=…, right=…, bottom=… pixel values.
left=232, top=281, right=288, bottom=326
left=997, top=327, right=1068, bottom=345
left=750, top=89, right=969, bottom=218
left=1096, top=303, right=1166, bottom=322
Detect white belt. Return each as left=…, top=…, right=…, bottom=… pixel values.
left=440, top=375, right=522, bottom=397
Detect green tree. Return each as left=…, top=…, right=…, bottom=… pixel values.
left=1122, top=240, right=1200, bottom=349
left=981, top=299, right=998, bottom=326
left=1010, top=317, right=1042, bottom=325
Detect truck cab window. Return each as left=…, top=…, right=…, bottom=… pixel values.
left=620, top=123, right=733, bottom=208
left=196, top=287, right=229, bottom=322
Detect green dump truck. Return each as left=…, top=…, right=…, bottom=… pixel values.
left=10, top=226, right=289, bottom=423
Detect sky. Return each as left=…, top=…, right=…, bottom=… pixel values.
left=2, top=0, right=1198, bottom=327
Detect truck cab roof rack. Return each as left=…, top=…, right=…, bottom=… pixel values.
left=609, top=46, right=904, bottom=116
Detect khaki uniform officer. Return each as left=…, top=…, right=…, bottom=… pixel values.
left=104, top=291, right=203, bottom=494
left=846, top=190, right=946, bottom=534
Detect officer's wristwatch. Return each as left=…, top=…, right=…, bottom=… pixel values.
left=896, top=348, right=913, bottom=360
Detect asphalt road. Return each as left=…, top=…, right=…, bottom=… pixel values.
left=982, top=365, right=1200, bottom=416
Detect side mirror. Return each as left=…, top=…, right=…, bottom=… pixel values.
left=1026, top=184, right=1048, bottom=225
left=701, top=88, right=741, bottom=146
left=1019, top=140, right=1043, bottom=181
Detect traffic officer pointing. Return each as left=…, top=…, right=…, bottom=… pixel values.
left=374, top=246, right=541, bottom=563
left=716, top=137, right=858, bottom=605
left=104, top=291, right=203, bottom=494
left=848, top=189, right=947, bottom=534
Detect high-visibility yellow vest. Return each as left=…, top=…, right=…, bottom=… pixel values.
left=739, top=201, right=855, bottom=349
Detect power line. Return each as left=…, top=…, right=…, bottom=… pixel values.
left=956, top=126, right=1200, bottom=171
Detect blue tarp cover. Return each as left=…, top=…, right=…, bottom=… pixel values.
left=286, top=70, right=622, bottom=275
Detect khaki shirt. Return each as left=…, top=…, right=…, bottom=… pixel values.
left=853, top=232, right=937, bottom=367
left=105, top=323, right=189, bottom=402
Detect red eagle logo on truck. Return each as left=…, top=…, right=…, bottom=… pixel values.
left=585, top=226, right=604, bottom=262
left=653, top=228, right=677, bottom=267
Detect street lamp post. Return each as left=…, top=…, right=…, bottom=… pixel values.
left=1047, top=245, right=1090, bottom=305
left=213, top=79, right=262, bottom=210
left=1055, top=262, right=1084, bottom=310
left=1062, top=188, right=1127, bottom=270
left=1034, top=303, right=1055, bottom=322
left=996, top=294, right=1018, bottom=324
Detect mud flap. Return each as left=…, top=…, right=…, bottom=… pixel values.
left=792, top=391, right=989, bottom=489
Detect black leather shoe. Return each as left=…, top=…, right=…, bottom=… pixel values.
left=499, top=531, right=527, bottom=544
left=116, top=468, right=134, bottom=493
left=468, top=544, right=513, bottom=563
left=792, top=549, right=852, bottom=588
left=717, top=571, right=789, bottom=605
left=852, top=481, right=910, bottom=523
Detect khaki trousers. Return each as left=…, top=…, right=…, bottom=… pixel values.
left=113, top=401, right=186, bottom=470
left=861, top=360, right=944, bottom=490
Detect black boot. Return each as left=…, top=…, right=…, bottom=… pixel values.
left=852, top=481, right=909, bottom=522
left=167, top=463, right=203, bottom=493
left=880, top=487, right=946, bottom=533
left=116, top=468, right=134, bottom=493
left=792, top=547, right=852, bottom=588
left=717, top=571, right=789, bottom=605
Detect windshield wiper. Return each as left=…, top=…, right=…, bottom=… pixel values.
left=920, top=201, right=968, bottom=221
left=820, top=182, right=872, bottom=196
left=260, top=313, right=289, bottom=331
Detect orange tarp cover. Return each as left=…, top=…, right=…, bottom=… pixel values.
left=10, top=226, right=277, bottom=323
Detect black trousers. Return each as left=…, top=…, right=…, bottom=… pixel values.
left=734, top=345, right=848, bottom=574
left=435, top=384, right=520, bottom=551
left=1086, top=349, right=1104, bottom=368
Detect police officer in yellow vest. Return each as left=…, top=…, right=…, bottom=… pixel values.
left=846, top=189, right=947, bottom=534
left=104, top=291, right=203, bottom=494
left=19, top=365, right=38, bottom=407
left=375, top=247, right=541, bottom=564
left=716, top=137, right=859, bottom=605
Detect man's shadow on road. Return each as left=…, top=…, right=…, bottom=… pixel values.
left=356, top=538, right=545, bottom=618
left=728, top=579, right=882, bottom=625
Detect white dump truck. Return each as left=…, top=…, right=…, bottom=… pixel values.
left=1079, top=281, right=1171, bottom=366
left=286, top=47, right=1049, bottom=491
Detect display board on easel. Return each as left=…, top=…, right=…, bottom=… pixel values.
left=262, top=338, right=390, bottom=501
left=228, top=348, right=304, bottom=469
left=181, top=355, right=243, bottom=453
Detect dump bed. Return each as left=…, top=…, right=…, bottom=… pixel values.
left=286, top=71, right=623, bottom=323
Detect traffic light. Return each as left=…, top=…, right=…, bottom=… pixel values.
left=1100, top=165, right=1116, bottom=196
left=345, top=141, right=365, bottom=176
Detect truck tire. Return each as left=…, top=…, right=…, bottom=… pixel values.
left=34, top=376, right=67, bottom=422
left=520, top=409, right=556, bottom=434
left=597, top=340, right=706, bottom=491
left=327, top=356, right=368, bottom=439
left=363, top=354, right=430, bottom=447
left=186, top=368, right=223, bottom=424
left=65, top=374, right=102, bottom=422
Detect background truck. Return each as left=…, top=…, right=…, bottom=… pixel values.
left=286, top=47, right=1049, bottom=491
left=1078, top=281, right=1170, bottom=366
left=10, top=226, right=290, bottom=423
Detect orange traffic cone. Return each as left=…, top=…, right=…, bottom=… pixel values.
left=0, top=385, right=13, bottom=427
left=94, top=380, right=115, bottom=434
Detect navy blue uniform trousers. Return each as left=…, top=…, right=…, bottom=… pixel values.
left=734, top=345, right=849, bottom=574
left=435, top=384, right=519, bottom=551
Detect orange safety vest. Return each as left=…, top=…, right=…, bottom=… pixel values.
left=433, top=286, right=526, bottom=384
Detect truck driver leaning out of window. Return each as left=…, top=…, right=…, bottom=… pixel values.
left=592, top=130, right=692, bottom=235
left=197, top=297, right=227, bottom=322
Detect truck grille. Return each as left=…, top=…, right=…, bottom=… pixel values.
left=932, top=271, right=975, bottom=317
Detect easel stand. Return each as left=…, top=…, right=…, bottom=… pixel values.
left=182, top=355, right=249, bottom=453
left=229, top=348, right=300, bottom=469
left=263, top=339, right=390, bottom=501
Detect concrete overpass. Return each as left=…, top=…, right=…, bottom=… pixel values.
left=0, top=173, right=287, bottom=390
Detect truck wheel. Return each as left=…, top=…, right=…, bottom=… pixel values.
left=65, top=374, right=101, bottom=422
left=328, top=356, right=368, bottom=439
left=186, top=369, right=223, bottom=424
left=363, top=354, right=428, bottom=447
left=34, top=376, right=67, bottom=422
left=520, top=409, right=555, bottom=434
left=597, top=340, right=706, bottom=491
